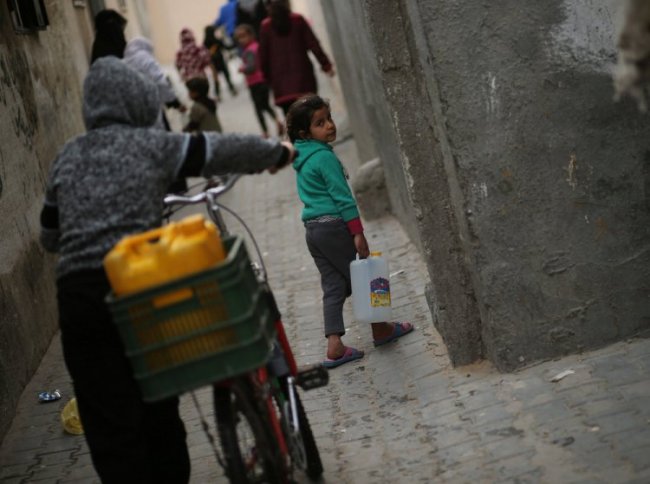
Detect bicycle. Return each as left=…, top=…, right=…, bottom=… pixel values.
left=108, top=174, right=329, bottom=483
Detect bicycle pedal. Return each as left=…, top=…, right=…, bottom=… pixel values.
left=295, top=364, right=329, bottom=390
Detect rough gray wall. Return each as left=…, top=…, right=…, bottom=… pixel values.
left=0, top=1, right=88, bottom=441
left=416, top=0, right=650, bottom=370
left=363, top=0, right=484, bottom=365
left=320, top=0, right=483, bottom=365
left=320, top=1, right=422, bottom=248
left=321, top=0, right=650, bottom=371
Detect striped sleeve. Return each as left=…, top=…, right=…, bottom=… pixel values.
left=175, top=132, right=290, bottom=179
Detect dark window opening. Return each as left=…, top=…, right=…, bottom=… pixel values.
left=7, top=0, right=49, bottom=33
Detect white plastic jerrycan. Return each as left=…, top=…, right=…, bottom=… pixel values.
left=350, top=251, right=392, bottom=323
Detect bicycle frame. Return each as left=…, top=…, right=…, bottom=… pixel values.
left=164, top=175, right=327, bottom=481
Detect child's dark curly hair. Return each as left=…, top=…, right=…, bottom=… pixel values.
left=286, top=94, right=330, bottom=142
left=185, top=77, right=209, bottom=98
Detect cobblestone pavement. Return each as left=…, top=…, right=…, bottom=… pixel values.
left=2, top=66, right=650, bottom=484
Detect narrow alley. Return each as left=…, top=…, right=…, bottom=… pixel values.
left=1, top=63, right=649, bottom=483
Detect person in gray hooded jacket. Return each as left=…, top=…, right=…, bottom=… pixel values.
left=123, top=36, right=184, bottom=130
left=39, top=57, right=293, bottom=483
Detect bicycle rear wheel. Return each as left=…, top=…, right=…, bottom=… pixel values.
left=214, top=378, right=285, bottom=484
left=275, top=379, right=324, bottom=480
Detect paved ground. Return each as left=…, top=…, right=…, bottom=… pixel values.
left=1, top=65, right=649, bottom=484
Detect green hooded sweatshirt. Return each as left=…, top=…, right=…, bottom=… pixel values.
left=293, top=139, right=360, bottom=222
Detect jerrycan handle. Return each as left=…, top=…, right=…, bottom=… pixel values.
left=117, top=226, right=168, bottom=254
left=177, top=214, right=208, bottom=235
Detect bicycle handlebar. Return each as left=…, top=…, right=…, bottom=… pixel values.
left=161, top=173, right=268, bottom=278
left=163, top=174, right=242, bottom=207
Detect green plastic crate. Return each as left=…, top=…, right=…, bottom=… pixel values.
left=106, top=236, right=276, bottom=402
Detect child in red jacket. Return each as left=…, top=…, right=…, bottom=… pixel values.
left=235, top=24, right=284, bottom=138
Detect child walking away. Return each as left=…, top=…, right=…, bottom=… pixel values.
left=184, top=77, right=222, bottom=133
left=40, top=57, right=294, bottom=482
left=287, top=94, right=414, bottom=369
left=203, top=25, right=238, bottom=101
left=234, top=24, right=284, bottom=138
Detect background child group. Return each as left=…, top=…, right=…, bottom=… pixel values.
left=175, top=0, right=416, bottom=367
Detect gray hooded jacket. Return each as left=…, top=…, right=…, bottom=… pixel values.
left=123, top=37, right=176, bottom=129
left=123, top=37, right=176, bottom=105
left=40, top=57, right=285, bottom=278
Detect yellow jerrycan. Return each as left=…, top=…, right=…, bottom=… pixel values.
left=103, top=214, right=225, bottom=296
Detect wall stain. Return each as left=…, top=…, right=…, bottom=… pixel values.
left=595, top=216, right=608, bottom=240
left=497, top=167, right=514, bottom=194
left=549, top=326, right=576, bottom=343
left=497, top=179, right=513, bottom=194
left=0, top=49, right=38, bottom=148
left=565, top=153, right=578, bottom=190
left=542, top=251, right=574, bottom=276
left=565, top=299, right=596, bottom=320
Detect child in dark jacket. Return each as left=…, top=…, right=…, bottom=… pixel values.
left=287, top=94, right=413, bottom=369
left=184, top=76, right=222, bottom=133
left=40, top=57, right=293, bottom=483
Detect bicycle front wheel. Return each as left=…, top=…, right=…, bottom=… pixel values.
left=213, top=378, right=285, bottom=484
left=275, top=379, right=324, bottom=480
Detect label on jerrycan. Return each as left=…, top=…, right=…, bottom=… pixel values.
left=370, top=277, right=391, bottom=307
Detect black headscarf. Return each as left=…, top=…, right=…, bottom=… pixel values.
left=267, top=0, right=291, bottom=35
left=90, top=9, right=127, bottom=64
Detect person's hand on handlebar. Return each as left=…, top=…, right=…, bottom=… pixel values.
left=268, top=141, right=296, bottom=174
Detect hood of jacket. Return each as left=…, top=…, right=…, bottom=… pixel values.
left=82, top=56, right=160, bottom=130
left=293, top=139, right=332, bottom=172
left=180, top=28, right=197, bottom=47
left=124, top=36, right=154, bottom=58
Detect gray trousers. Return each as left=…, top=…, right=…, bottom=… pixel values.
left=305, top=219, right=357, bottom=337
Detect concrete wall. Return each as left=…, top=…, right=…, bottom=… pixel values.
left=146, top=0, right=224, bottom=65
left=0, top=0, right=89, bottom=442
left=320, top=0, right=650, bottom=371
left=320, top=0, right=481, bottom=366
left=0, top=0, right=151, bottom=443
left=318, top=1, right=422, bottom=245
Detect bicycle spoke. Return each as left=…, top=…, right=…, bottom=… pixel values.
left=214, top=379, right=285, bottom=483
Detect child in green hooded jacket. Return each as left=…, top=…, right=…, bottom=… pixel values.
left=287, top=94, right=413, bottom=369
